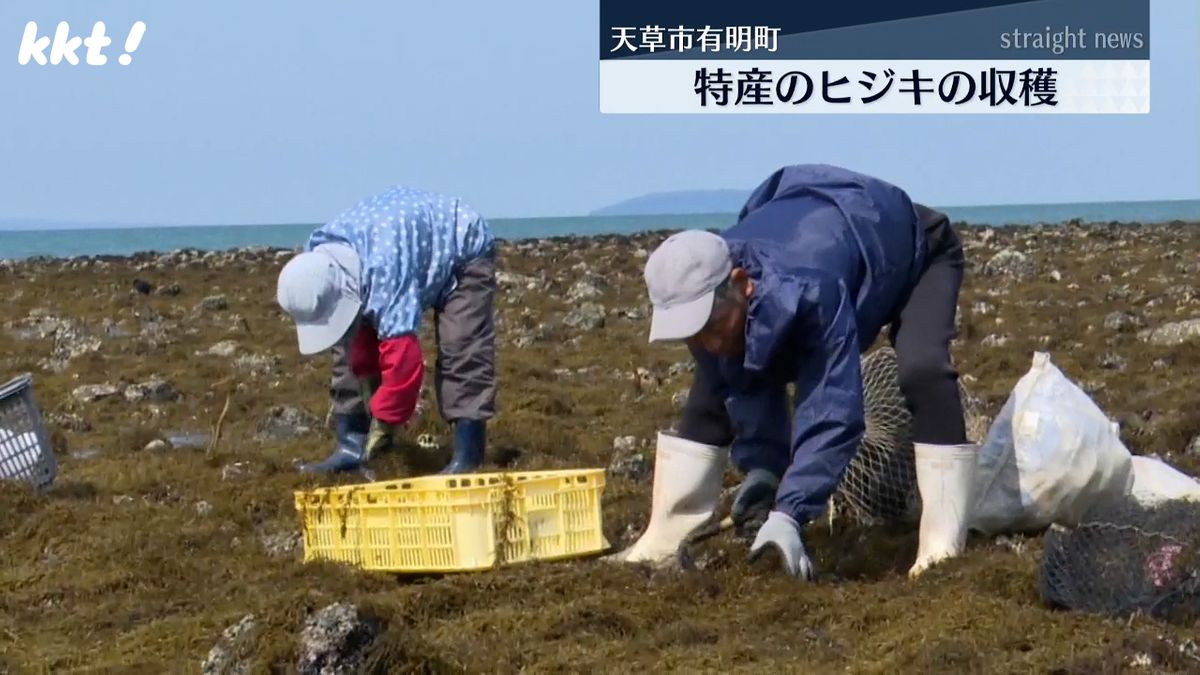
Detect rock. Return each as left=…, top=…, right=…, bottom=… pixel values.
left=1099, top=352, right=1128, bottom=372
left=667, top=361, right=694, bottom=378
left=260, top=531, right=302, bottom=559
left=1049, top=270, right=1062, bottom=282
left=49, top=412, right=92, bottom=433
left=1186, top=436, right=1200, bottom=457
left=612, top=436, right=638, bottom=453
left=513, top=335, right=535, bottom=349
left=124, top=377, right=178, bottom=403
left=256, top=406, right=321, bottom=443
left=609, top=449, right=649, bottom=482
left=201, top=614, right=258, bottom=675
left=70, top=448, right=100, bottom=461
left=563, top=303, right=606, bottom=331
left=72, top=384, right=121, bottom=403
left=566, top=277, right=605, bottom=302
left=1139, top=319, right=1200, bottom=347
left=296, top=604, right=380, bottom=675
left=156, top=283, right=182, bottom=296
left=143, top=439, right=170, bottom=452
left=983, top=249, right=1035, bottom=280
left=980, top=334, right=1010, bottom=348
left=635, top=367, right=660, bottom=392
left=233, top=353, right=280, bottom=377
left=1103, top=311, right=1143, bottom=333
left=972, top=301, right=995, bottom=316
left=221, top=462, right=254, bottom=481
left=200, top=295, right=228, bottom=312
left=204, top=340, right=240, bottom=358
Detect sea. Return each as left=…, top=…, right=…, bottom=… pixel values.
left=2, top=199, right=1199, bottom=261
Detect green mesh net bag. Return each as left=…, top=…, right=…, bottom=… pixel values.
left=829, top=346, right=985, bottom=527
left=1039, top=498, right=1200, bottom=624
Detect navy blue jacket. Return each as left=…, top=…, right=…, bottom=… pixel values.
left=698, top=164, right=927, bottom=525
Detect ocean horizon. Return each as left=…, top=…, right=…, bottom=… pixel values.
left=2, top=199, right=1199, bottom=261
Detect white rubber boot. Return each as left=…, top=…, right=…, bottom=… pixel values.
left=608, top=431, right=729, bottom=565
left=909, top=443, right=978, bottom=578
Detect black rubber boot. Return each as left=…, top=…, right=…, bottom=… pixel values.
left=300, top=412, right=371, bottom=474
left=438, top=419, right=485, bottom=475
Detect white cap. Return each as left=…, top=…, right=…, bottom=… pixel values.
left=643, top=230, right=732, bottom=342
left=276, top=243, right=363, bottom=355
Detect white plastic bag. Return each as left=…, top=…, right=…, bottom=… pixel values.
left=1128, top=455, right=1200, bottom=506
left=971, top=352, right=1134, bottom=535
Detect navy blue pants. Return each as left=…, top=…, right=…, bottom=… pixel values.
left=678, top=205, right=968, bottom=452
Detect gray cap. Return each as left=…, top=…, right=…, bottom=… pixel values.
left=276, top=243, right=363, bottom=355
left=643, top=230, right=732, bottom=342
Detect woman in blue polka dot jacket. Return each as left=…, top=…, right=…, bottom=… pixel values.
left=276, top=185, right=497, bottom=475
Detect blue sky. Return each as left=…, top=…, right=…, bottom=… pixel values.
left=0, top=1, right=1196, bottom=226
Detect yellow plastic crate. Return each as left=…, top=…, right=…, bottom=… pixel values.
left=293, top=469, right=610, bottom=573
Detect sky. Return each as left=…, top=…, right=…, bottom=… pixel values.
left=0, top=1, right=1196, bottom=226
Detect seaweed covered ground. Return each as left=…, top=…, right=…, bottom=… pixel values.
left=3, top=222, right=1200, bottom=673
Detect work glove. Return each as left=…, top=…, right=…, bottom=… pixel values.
left=748, top=511, right=815, bottom=581
left=730, top=468, right=780, bottom=539
left=359, top=375, right=396, bottom=457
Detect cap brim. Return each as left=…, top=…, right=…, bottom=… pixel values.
left=295, top=291, right=362, bottom=355
left=648, top=290, right=714, bottom=342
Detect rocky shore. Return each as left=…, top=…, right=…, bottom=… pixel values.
left=2, top=220, right=1200, bottom=672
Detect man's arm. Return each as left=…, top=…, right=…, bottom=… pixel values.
left=773, top=273, right=866, bottom=526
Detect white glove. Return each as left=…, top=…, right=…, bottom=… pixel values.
left=749, top=511, right=815, bottom=581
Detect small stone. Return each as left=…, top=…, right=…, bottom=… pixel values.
left=983, top=249, right=1035, bottom=280
left=72, top=384, right=121, bottom=403
left=50, top=412, right=92, bottom=433
left=255, top=405, right=321, bottom=443
left=260, top=531, right=302, bottom=559
left=233, top=353, right=280, bottom=377
left=563, top=303, right=606, bottom=331
left=1049, top=270, right=1062, bottom=282
left=1104, top=311, right=1143, bottom=333
left=143, top=439, right=170, bottom=452
left=112, top=495, right=134, bottom=505
left=155, top=283, right=182, bottom=296
left=70, top=448, right=100, bottom=461
left=972, top=301, right=995, bottom=316
left=124, top=377, right=178, bottom=403
left=980, top=334, right=1010, bottom=348
left=609, top=450, right=649, bottom=482
left=202, top=614, right=258, bottom=675
left=204, top=341, right=240, bottom=358
left=1153, top=358, right=1171, bottom=370
left=195, top=501, right=214, bottom=516
left=221, top=462, right=253, bottom=481
left=636, top=367, right=660, bottom=392
left=200, top=295, right=228, bottom=312
left=1186, top=436, right=1200, bottom=457
left=667, top=361, right=694, bottom=378
left=296, top=604, right=380, bottom=675
left=1099, top=353, right=1128, bottom=372
left=612, top=436, right=638, bottom=453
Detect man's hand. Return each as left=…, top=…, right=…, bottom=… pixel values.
left=749, top=511, right=815, bottom=580
left=730, top=468, right=780, bottom=538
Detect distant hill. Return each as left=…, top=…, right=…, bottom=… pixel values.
left=590, top=189, right=748, bottom=217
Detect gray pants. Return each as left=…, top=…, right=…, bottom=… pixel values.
left=330, top=253, right=497, bottom=423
